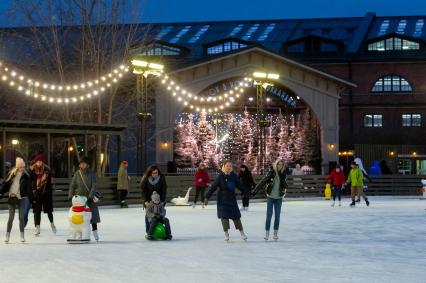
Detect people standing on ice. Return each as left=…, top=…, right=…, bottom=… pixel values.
left=0, top=157, right=33, bottom=243
left=204, top=160, right=247, bottom=241
left=324, top=164, right=346, bottom=207
left=354, top=157, right=372, bottom=203
left=117, top=160, right=130, bottom=208
left=68, top=157, right=101, bottom=241
left=346, top=161, right=370, bottom=207
left=30, top=155, right=56, bottom=235
left=145, top=191, right=172, bottom=240
left=253, top=159, right=288, bottom=241
left=193, top=163, right=210, bottom=208
left=238, top=164, right=255, bottom=211
left=291, top=163, right=304, bottom=175
left=141, top=165, right=168, bottom=234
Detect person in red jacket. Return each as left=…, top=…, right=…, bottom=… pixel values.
left=193, top=163, right=211, bottom=208
left=324, top=164, right=346, bottom=207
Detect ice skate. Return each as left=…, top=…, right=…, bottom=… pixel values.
left=240, top=230, right=247, bottom=241
left=93, top=230, right=99, bottom=241
left=224, top=231, right=229, bottom=242
left=4, top=232, right=10, bottom=243
left=366, top=199, right=370, bottom=206
left=338, top=201, right=341, bottom=207
left=50, top=222, right=57, bottom=234
left=350, top=201, right=355, bottom=207
left=20, top=232, right=25, bottom=243
left=35, top=225, right=40, bottom=236
left=331, top=201, right=335, bottom=207
left=264, top=230, right=270, bottom=241
left=273, top=230, right=279, bottom=241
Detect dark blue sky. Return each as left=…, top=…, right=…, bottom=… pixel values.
left=0, top=0, right=424, bottom=27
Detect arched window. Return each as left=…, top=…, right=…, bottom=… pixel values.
left=371, top=75, right=412, bottom=92
left=368, top=37, right=420, bottom=51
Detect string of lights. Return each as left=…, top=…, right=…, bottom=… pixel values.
left=0, top=61, right=129, bottom=103
left=158, top=74, right=249, bottom=113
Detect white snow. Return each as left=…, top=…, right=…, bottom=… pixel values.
left=0, top=197, right=425, bottom=283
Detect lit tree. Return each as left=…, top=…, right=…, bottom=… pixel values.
left=299, top=109, right=321, bottom=168
left=196, top=111, right=216, bottom=168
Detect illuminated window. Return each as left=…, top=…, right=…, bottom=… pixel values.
left=156, top=26, right=173, bottom=40
left=206, top=41, right=247, bottom=55
left=364, top=114, right=382, bottom=127
left=170, top=25, right=191, bottom=43
left=371, top=75, right=412, bottom=92
left=402, top=114, right=421, bottom=127
left=257, top=23, right=276, bottom=41
left=229, top=24, right=244, bottom=37
left=242, top=24, right=260, bottom=40
left=137, top=43, right=182, bottom=56
left=396, top=20, right=407, bottom=34
left=188, top=25, right=210, bottom=43
left=413, top=19, right=424, bottom=37
left=377, top=20, right=390, bottom=36
left=368, top=37, right=420, bottom=51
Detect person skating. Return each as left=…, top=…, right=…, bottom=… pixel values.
left=117, top=160, right=130, bottom=208
left=0, top=157, right=33, bottom=243
left=324, top=164, right=346, bottom=207
left=253, top=159, right=288, bottom=241
left=204, top=160, right=247, bottom=241
left=346, top=161, right=370, bottom=207
left=30, top=155, right=56, bottom=235
left=68, top=157, right=101, bottom=241
left=193, top=163, right=210, bottom=208
left=145, top=191, right=172, bottom=240
left=238, top=164, right=255, bottom=211
left=354, top=157, right=371, bottom=203
left=141, top=165, right=168, bottom=234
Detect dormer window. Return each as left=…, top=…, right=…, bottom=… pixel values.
left=133, top=41, right=187, bottom=57
left=368, top=37, right=420, bottom=51
left=205, top=38, right=250, bottom=55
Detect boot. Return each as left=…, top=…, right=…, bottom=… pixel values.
left=35, top=225, right=40, bottom=236
left=273, top=230, right=279, bottom=240
left=356, top=198, right=361, bottom=203
left=192, top=203, right=196, bottom=208
left=264, top=230, right=270, bottom=241
left=50, top=222, right=57, bottom=234
left=239, top=230, right=247, bottom=241
left=5, top=232, right=10, bottom=243
left=224, top=231, right=230, bottom=242
left=20, top=232, right=25, bottom=243
left=331, top=201, right=335, bottom=207
left=350, top=201, right=355, bottom=207
left=365, top=199, right=370, bottom=207
left=93, top=230, right=99, bottom=241
left=338, top=201, right=341, bottom=207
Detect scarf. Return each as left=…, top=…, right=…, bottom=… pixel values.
left=148, top=176, right=160, bottom=186
left=32, top=164, right=48, bottom=191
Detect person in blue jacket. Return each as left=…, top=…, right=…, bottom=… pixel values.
left=204, top=160, right=247, bottom=242
left=369, top=160, right=382, bottom=175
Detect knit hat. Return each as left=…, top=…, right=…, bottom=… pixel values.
left=34, top=155, right=45, bottom=163
left=15, top=157, right=25, bottom=168
left=80, top=156, right=91, bottom=166
left=151, top=191, right=160, bottom=202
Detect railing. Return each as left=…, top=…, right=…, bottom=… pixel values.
left=0, top=174, right=423, bottom=209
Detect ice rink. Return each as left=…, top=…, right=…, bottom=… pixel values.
left=0, top=197, right=425, bottom=283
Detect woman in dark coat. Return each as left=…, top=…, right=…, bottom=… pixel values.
left=204, top=160, right=247, bottom=241
left=253, top=159, right=288, bottom=241
left=238, top=164, right=255, bottom=211
left=0, top=157, right=33, bottom=243
left=30, top=155, right=55, bottom=235
left=68, top=157, right=101, bottom=241
left=141, top=165, right=168, bottom=234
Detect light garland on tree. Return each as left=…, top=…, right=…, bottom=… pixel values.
left=0, top=61, right=129, bottom=104
left=158, top=74, right=249, bottom=113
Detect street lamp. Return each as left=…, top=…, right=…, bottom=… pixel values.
left=130, top=56, right=164, bottom=175
left=252, top=72, right=279, bottom=173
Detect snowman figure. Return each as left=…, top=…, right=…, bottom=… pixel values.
left=67, top=195, right=92, bottom=243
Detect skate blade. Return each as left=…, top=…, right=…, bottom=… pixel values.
left=67, top=239, right=91, bottom=244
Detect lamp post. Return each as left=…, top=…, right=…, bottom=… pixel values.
left=252, top=72, right=279, bottom=174
left=130, top=56, right=164, bottom=175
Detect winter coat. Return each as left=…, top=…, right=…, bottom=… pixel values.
left=368, top=160, right=382, bottom=175
left=31, top=164, right=53, bottom=213
left=346, top=167, right=364, bottom=187
left=324, top=169, right=346, bottom=186
left=239, top=170, right=256, bottom=195
left=253, top=165, right=288, bottom=197
left=117, top=167, right=130, bottom=191
left=141, top=174, right=167, bottom=203
left=146, top=202, right=167, bottom=222
left=205, top=171, right=244, bottom=220
left=0, top=169, right=33, bottom=201
left=68, top=168, right=100, bottom=224
left=194, top=170, right=211, bottom=187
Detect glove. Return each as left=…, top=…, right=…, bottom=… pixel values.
left=203, top=198, right=208, bottom=206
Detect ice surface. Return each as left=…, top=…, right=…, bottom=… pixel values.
left=0, top=197, right=425, bottom=283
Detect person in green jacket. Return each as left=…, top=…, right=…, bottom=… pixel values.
left=346, top=161, right=370, bottom=207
